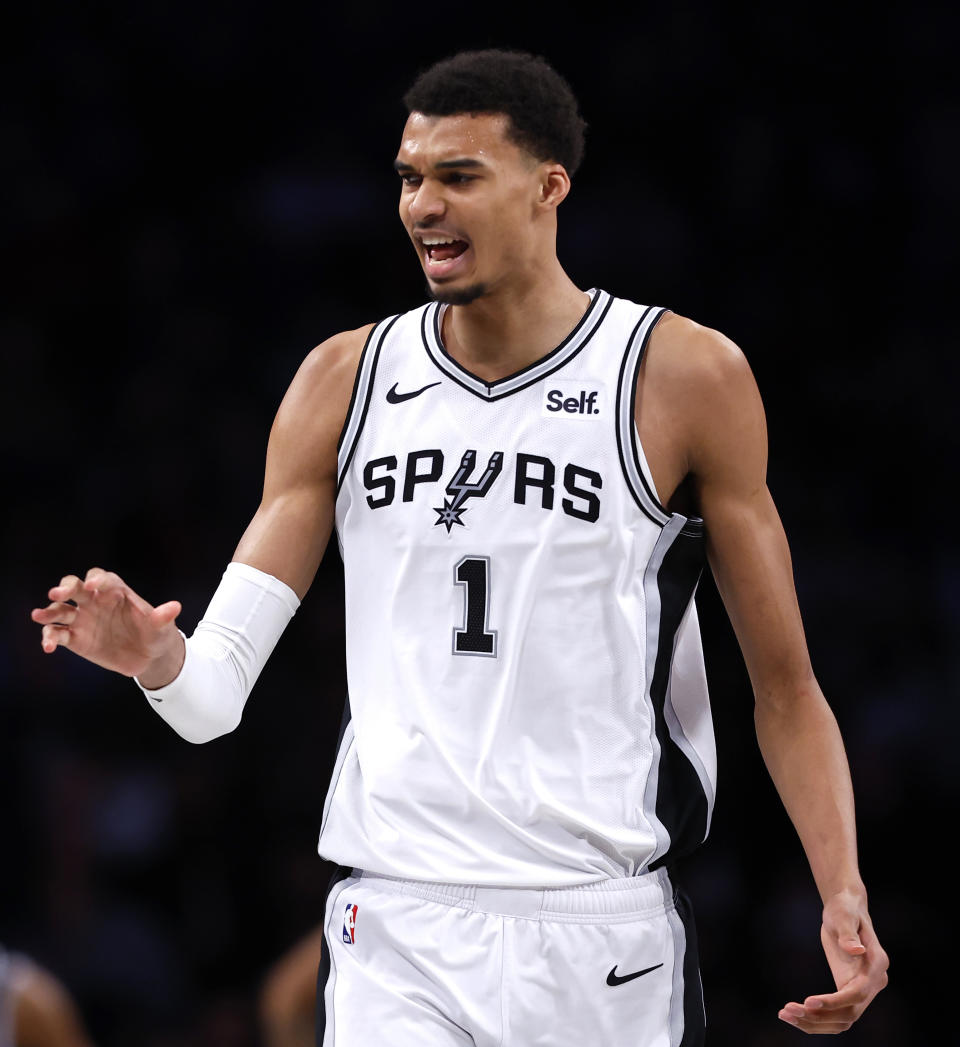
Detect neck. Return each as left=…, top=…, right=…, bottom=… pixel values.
left=441, top=257, right=589, bottom=382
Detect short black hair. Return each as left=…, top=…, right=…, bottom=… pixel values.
left=403, top=49, right=587, bottom=176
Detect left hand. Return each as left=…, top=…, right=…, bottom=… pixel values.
left=778, top=889, right=889, bottom=1034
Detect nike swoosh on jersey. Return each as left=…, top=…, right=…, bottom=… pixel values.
left=606, top=963, right=664, bottom=986
left=386, top=381, right=442, bottom=403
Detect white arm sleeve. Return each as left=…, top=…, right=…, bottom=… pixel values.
left=134, top=561, right=300, bottom=743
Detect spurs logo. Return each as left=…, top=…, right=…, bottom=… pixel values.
left=433, top=450, right=504, bottom=533
left=362, top=448, right=602, bottom=524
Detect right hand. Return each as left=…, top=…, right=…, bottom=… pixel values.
left=31, top=568, right=184, bottom=684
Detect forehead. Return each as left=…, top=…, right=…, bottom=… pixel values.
left=396, top=111, right=531, bottom=168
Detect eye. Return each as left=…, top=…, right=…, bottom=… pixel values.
left=445, top=173, right=475, bottom=185
left=399, top=173, right=422, bottom=187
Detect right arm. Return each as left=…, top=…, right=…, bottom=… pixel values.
left=31, top=325, right=372, bottom=718
left=230, top=322, right=374, bottom=600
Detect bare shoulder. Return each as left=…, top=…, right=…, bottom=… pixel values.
left=249, top=323, right=376, bottom=504
left=647, top=312, right=764, bottom=428
left=12, top=957, right=69, bottom=1010
left=646, top=311, right=754, bottom=394
left=303, top=322, right=376, bottom=386
left=268, top=323, right=375, bottom=460
left=280, top=323, right=376, bottom=423
left=639, top=311, right=767, bottom=489
left=12, top=958, right=91, bottom=1045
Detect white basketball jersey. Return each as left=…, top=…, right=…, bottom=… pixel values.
left=319, top=289, right=717, bottom=887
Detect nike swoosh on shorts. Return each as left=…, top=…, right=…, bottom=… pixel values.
left=606, top=963, right=664, bottom=986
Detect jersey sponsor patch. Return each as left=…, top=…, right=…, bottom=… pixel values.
left=542, top=381, right=604, bottom=419
left=342, top=902, right=358, bottom=944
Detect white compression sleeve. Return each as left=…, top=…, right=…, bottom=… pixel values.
left=135, top=561, right=300, bottom=743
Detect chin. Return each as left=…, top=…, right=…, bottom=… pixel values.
left=426, top=281, right=489, bottom=306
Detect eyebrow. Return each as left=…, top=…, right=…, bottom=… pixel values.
left=393, top=157, right=489, bottom=172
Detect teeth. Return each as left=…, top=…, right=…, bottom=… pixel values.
left=422, top=237, right=457, bottom=246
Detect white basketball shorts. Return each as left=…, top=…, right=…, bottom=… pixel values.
left=316, top=867, right=705, bottom=1046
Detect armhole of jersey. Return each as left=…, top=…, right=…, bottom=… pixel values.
left=617, top=308, right=705, bottom=538
left=336, top=313, right=401, bottom=492
left=616, top=306, right=673, bottom=526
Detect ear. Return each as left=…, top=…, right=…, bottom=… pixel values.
left=537, top=163, right=571, bottom=210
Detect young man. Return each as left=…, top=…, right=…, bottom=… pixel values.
left=33, top=51, right=888, bottom=1045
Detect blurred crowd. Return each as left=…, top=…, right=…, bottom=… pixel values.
left=3, top=2, right=957, bottom=1044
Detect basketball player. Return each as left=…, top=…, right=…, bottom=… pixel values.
left=32, top=51, right=888, bottom=1044
left=0, top=946, right=95, bottom=1047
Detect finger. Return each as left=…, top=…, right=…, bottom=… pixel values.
left=151, top=600, right=182, bottom=626
left=49, top=575, right=87, bottom=604
left=779, top=982, right=872, bottom=1034
left=803, top=969, right=887, bottom=1019
left=83, top=567, right=123, bottom=593
left=831, top=925, right=866, bottom=956
left=90, top=586, right=125, bottom=608
left=779, top=1011, right=854, bottom=1034
left=31, top=602, right=79, bottom=626
left=800, top=978, right=870, bottom=1013
left=780, top=999, right=856, bottom=1033
left=41, top=624, right=71, bottom=653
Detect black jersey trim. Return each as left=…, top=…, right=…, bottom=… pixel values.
left=428, top=290, right=599, bottom=393
left=644, top=526, right=710, bottom=873
left=336, top=313, right=401, bottom=493
left=335, top=322, right=380, bottom=455
left=675, top=884, right=707, bottom=1046
left=419, top=289, right=613, bottom=401
left=615, top=307, right=669, bottom=526
left=319, top=709, right=354, bottom=839
left=617, top=308, right=704, bottom=538
left=626, top=307, right=670, bottom=516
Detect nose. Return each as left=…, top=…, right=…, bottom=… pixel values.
left=407, top=178, right=446, bottom=225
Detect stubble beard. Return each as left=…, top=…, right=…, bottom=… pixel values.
left=426, top=281, right=489, bottom=307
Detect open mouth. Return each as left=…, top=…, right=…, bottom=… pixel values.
left=422, top=236, right=469, bottom=264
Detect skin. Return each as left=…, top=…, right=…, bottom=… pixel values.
left=7, top=957, right=95, bottom=1047
left=32, top=110, right=888, bottom=1033
left=258, top=927, right=325, bottom=1047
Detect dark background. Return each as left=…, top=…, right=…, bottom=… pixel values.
left=3, top=2, right=957, bottom=1044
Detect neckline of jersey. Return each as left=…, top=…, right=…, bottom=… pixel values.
left=420, top=288, right=612, bottom=401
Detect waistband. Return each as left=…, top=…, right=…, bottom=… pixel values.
left=355, top=867, right=675, bottom=923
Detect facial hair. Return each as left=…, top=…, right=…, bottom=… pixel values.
left=426, top=281, right=489, bottom=307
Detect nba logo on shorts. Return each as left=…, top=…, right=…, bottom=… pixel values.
left=342, top=902, right=358, bottom=944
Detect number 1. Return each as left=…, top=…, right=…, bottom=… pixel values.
left=453, top=556, right=497, bottom=657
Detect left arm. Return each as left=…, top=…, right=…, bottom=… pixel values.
left=643, top=316, right=889, bottom=1033
left=700, top=451, right=886, bottom=1034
